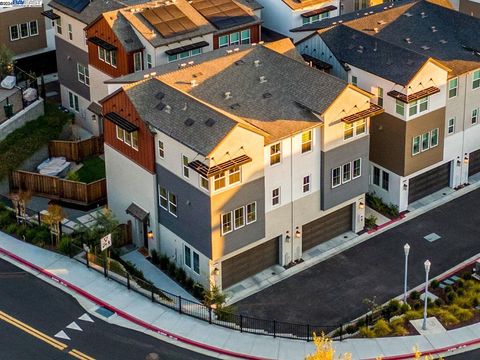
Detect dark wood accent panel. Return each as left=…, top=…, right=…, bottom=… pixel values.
left=302, top=205, right=352, bottom=251
left=469, top=149, right=480, bottom=177
left=408, top=162, right=450, bottom=203
left=222, top=237, right=279, bottom=289
left=212, top=24, right=260, bottom=49
left=102, top=90, right=155, bottom=173
left=86, top=16, right=136, bottom=77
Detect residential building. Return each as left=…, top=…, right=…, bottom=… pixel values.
left=458, top=0, right=480, bottom=17
left=48, top=0, right=261, bottom=136
left=101, top=39, right=381, bottom=290
left=294, top=0, right=480, bottom=211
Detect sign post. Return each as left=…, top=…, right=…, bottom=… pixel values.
left=100, top=234, right=112, bottom=277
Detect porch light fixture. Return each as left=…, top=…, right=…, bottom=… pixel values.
left=285, top=231, right=291, bottom=243
left=212, top=267, right=219, bottom=276
left=91, top=114, right=97, bottom=122
left=403, top=182, right=408, bottom=191
left=457, top=157, right=461, bottom=166
left=147, top=231, right=154, bottom=239
left=464, top=154, right=469, bottom=164
left=295, top=227, right=301, bottom=238
left=359, top=201, right=365, bottom=209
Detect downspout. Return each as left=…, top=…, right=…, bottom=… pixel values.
left=461, top=73, right=468, bottom=185
left=290, top=135, right=295, bottom=264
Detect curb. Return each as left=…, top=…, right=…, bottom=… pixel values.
left=0, top=246, right=270, bottom=360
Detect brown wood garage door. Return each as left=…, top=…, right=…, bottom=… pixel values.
left=302, top=205, right=353, bottom=251
left=408, top=162, right=451, bottom=203
left=469, top=149, right=480, bottom=177
left=222, top=237, right=280, bottom=289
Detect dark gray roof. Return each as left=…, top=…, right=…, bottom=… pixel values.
left=319, top=25, right=428, bottom=85
left=124, top=79, right=238, bottom=156
left=111, top=13, right=143, bottom=53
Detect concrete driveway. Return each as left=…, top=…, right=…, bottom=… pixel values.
left=235, top=188, right=480, bottom=327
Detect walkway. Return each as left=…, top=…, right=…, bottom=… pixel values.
left=121, top=250, right=198, bottom=303
left=0, top=231, right=479, bottom=359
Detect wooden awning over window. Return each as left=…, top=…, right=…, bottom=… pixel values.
left=165, top=41, right=209, bottom=56
left=341, top=103, right=384, bottom=124
left=41, top=10, right=60, bottom=20
left=387, top=86, right=440, bottom=103
left=301, top=5, right=337, bottom=17
left=188, top=154, right=252, bottom=178
left=105, top=112, right=138, bottom=132
left=126, top=202, right=149, bottom=222
left=88, top=36, right=117, bottom=51
left=301, top=54, right=332, bottom=70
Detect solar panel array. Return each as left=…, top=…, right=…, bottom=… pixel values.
left=190, top=0, right=255, bottom=30
left=55, top=0, right=90, bottom=13
left=141, top=5, right=198, bottom=38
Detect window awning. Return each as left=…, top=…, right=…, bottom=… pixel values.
left=126, top=203, right=149, bottom=222
left=341, top=103, right=384, bottom=124
left=301, top=5, right=337, bottom=18
left=41, top=9, right=60, bottom=20
left=387, top=86, right=440, bottom=103
left=165, top=41, right=209, bottom=56
left=105, top=112, right=138, bottom=132
left=87, top=102, right=102, bottom=116
left=301, top=54, right=332, bottom=70
left=88, top=36, right=117, bottom=51
left=188, top=154, right=252, bottom=178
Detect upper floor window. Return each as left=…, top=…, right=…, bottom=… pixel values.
left=246, top=202, right=257, bottom=224
left=412, top=128, right=438, bottom=155
left=230, top=32, right=240, bottom=46
left=272, top=187, right=280, bottom=206
left=372, top=166, right=389, bottom=191
left=473, top=70, right=480, bottom=90
left=200, top=176, right=209, bottom=191
left=344, top=119, right=366, bottom=140
left=158, top=140, right=165, bottom=158
left=168, top=192, right=177, bottom=216
left=134, top=52, right=142, bottom=72
left=395, top=100, right=405, bottom=116
left=218, top=29, right=251, bottom=48
left=9, top=25, right=19, bottom=41
left=447, top=117, right=455, bottom=135
left=228, top=166, right=241, bottom=184
left=303, top=175, right=311, bottom=193
left=302, top=12, right=329, bottom=25
left=56, top=18, right=62, bottom=34
left=332, top=167, right=341, bottom=188
left=448, top=78, right=458, bottom=98
left=221, top=201, right=257, bottom=235
left=408, top=97, right=429, bottom=117
left=234, top=207, right=245, bottom=229
left=221, top=212, right=232, bottom=235
left=68, top=24, right=73, bottom=40
left=270, top=143, right=281, bottom=165
left=472, top=108, right=479, bottom=125
left=351, top=76, right=358, bottom=86
left=331, top=158, right=362, bottom=189
left=354, top=0, right=369, bottom=10
left=147, top=54, right=152, bottom=69
left=77, top=63, right=89, bottom=86
left=241, top=29, right=250, bottom=44
left=10, top=21, right=38, bottom=41
left=98, top=47, right=117, bottom=68
left=168, top=47, right=202, bottom=62
left=377, top=87, right=384, bottom=107
left=159, top=186, right=168, bottom=209
left=182, top=155, right=189, bottom=178
left=301, top=130, right=312, bottom=153
left=116, top=126, right=139, bottom=151
left=214, top=172, right=226, bottom=190
left=213, top=166, right=242, bottom=191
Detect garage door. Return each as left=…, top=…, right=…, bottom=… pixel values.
left=222, top=237, right=280, bottom=289
left=408, top=162, right=451, bottom=203
left=302, top=205, right=353, bottom=251
left=469, top=149, right=480, bottom=177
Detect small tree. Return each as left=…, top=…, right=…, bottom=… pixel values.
left=43, top=204, right=66, bottom=246
left=305, top=333, right=351, bottom=360
left=9, top=190, right=32, bottom=223
left=0, top=44, right=13, bottom=79
left=76, top=208, right=121, bottom=251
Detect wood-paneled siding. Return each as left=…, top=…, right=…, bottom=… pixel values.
left=102, top=90, right=156, bottom=173
left=86, top=17, right=139, bottom=78
left=213, top=24, right=260, bottom=49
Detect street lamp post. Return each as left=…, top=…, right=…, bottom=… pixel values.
left=403, top=243, right=410, bottom=303
left=422, top=260, right=431, bottom=330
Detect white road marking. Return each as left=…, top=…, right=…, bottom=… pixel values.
left=78, top=313, right=94, bottom=323
left=54, top=330, right=71, bottom=340
left=67, top=321, right=83, bottom=332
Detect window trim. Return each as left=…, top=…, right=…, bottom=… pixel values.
left=29, top=20, right=38, bottom=36
left=396, top=100, right=405, bottom=116
left=301, top=130, right=313, bottom=154
left=147, top=53, right=152, bottom=69
left=246, top=202, right=257, bottom=224
left=471, top=108, right=479, bottom=125
left=9, top=24, right=19, bottom=41
left=472, top=70, right=480, bottom=90
left=184, top=245, right=191, bottom=268
left=182, top=155, right=190, bottom=178
left=377, top=87, right=384, bottom=107
left=342, top=163, right=351, bottom=184
left=221, top=211, right=233, bottom=235
left=168, top=192, right=178, bottom=217
left=353, top=158, right=361, bottom=179
left=159, top=186, right=168, bottom=210
left=270, top=142, right=281, bottom=166
left=192, top=251, right=200, bottom=274
left=158, top=140, right=165, bottom=158
left=67, top=23, right=73, bottom=41
left=77, top=63, right=89, bottom=86
left=412, top=135, right=421, bottom=155
left=228, top=166, right=241, bottom=185
left=68, top=91, right=79, bottom=112
left=133, top=51, right=142, bottom=72
left=421, top=132, right=430, bottom=152
left=430, top=128, right=439, bottom=148
left=272, top=187, right=280, bottom=206
left=200, top=176, right=209, bottom=191
left=448, top=117, right=455, bottom=135
left=233, top=206, right=245, bottom=230
left=373, top=166, right=381, bottom=186
left=56, top=17, right=62, bottom=34
left=448, top=77, right=458, bottom=99
left=332, top=167, right=341, bottom=188
left=302, top=175, right=311, bottom=193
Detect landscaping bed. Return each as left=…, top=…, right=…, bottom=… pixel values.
left=67, top=156, right=105, bottom=183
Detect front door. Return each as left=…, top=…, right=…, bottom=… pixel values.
left=133, top=218, right=147, bottom=249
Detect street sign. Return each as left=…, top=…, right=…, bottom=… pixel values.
left=100, top=233, right=112, bottom=251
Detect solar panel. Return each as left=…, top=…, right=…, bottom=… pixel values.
left=141, top=5, right=198, bottom=38
left=190, top=0, right=255, bottom=30
left=55, top=0, right=90, bottom=13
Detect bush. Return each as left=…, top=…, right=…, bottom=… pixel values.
left=176, top=267, right=187, bottom=284
left=33, top=226, right=50, bottom=246
left=4, top=223, right=17, bottom=234
left=428, top=308, right=459, bottom=326
left=359, top=326, right=375, bottom=338
left=0, top=208, right=15, bottom=228
left=66, top=170, right=80, bottom=182
left=192, top=282, right=205, bottom=300
left=390, top=318, right=408, bottom=336
left=166, top=260, right=176, bottom=277
left=404, top=310, right=423, bottom=320
left=108, top=259, right=125, bottom=276
left=25, top=228, right=37, bottom=243
left=159, top=254, right=169, bottom=270
left=461, top=272, right=472, bottom=281
left=444, top=285, right=453, bottom=293
left=365, top=214, right=377, bottom=230
left=446, top=291, right=457, bottom=303
left=184, top=277, right=194, bottom=291
left=447, top=304, right=474, bottom=322
left=430, top=279, right=440, bottom=289
left=410, top=291, right=420, bottom=300
left=382, top=299, right=402, bottom=319
left=400, top=303, right=410, bottom=314
left=15, top=224, right=28, bottom=239
left=150, top=249, right=160, bottom=265
left=373, top=319, right=392, bottom=337
left=57, top=235, right=72, bottom=256
left=434, top=298, right=445, bottom=307
left=457, top=279, right=465, bottom=288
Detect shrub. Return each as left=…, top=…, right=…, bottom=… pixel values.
left=66, top=170, right=80, bottom=182
left=192, top=282, right=205, bottom=300
left=4, top=223, right=17, bottom=235
left=15, top=224, right=28, bottom=239
left=447, top=304, right=474, bottom=322
left=365, top=214, right=377, bottom=230
left=430, top=279, right=440, bottom=289
left=382, top=299, right=402, bottom=319
left=457, top=279, right=465, bottom=288
left=404, top=310, right=423, bottom=320
left=387, top=203, right=399, bottom=218
left=57, top=235, right=72, bottom=256
left=444, top=285, right=453, bottom=293
left=400, top=303, right=410, bottom=314
left=176, top=268, right=187, bottom=284
left=410, top=291, right=420, bottom=300
left=25, top=227, right=37, bottom=243
left=159, top=254, right=169, bottom=270
left=33, top=226, right=50, bottom=246
left=390, top=318, right=408, bottom=336
left=167, top=261, right=176, bottom=277
left=150, top=249, right=160, bottom=265
left=429, top=308, right=459, bottom=326
left=359, top=326, right=375, bottom=338
left=446, top=291, right=457, bottom=303
left=108, top=259, right=125, bottom=276
left=434, top=298, right=445, bottom=307
left=373, top=319, right=392, bottom=337
left=461, top=272, right=472, bottom=281
left=184, top=277, right=194, bottom=291
left=412, top=300, right=422, bottom=310
left=0, top=208, right=15, bottom=228
left=457, top=288, right=465, bottom=297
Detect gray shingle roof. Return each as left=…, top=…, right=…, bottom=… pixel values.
left=110, top=13, right=143, bottom=53
left=124, top=79, right=238, bottom=156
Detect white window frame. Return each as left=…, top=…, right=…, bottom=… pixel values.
left=240, top=29, right=250, bottom=44
left=353, top=158, right=361, bottom=179
left=228, top=166, right=241, bottom=185
left=381, top=170, right=389, bottom=191
left=332, top=167, right=341, bottom=188
left=98, top=47, right=106, bottom=62
left=344, top=122, right=354, bottom=140
left=270, top=143, right=281, bottom=166
left=218, top=35, right=229, bottom=48
left=168, top=192, right=177, bottom=217
left=421, top=132, right=430, bottom=152
left=56, top=17, right=62, bottom=34
left=448, top=117, right=455, bottom=135
left=192, top=251, right=200, bottom=274
left=448, top=78, right=458, bottom=98
left=430, top=128, right=439, bottom=148
left=472, top=108, right=479, bottom=125
left=200, top=176, right=209, bottom=191
left=377, top=87, right=383, bottom=107
left=214, top=172, right=226, bottom=191
left=68, top=91, right=79, bottom=112
left=116, top=126, right=125, bottom=142
left=68, top=23, right=73, bottom=40
left=472, top=70, right=480, bottom=90
left=301, top=130, right=313, bottom=153
left=342, top=163, right=351, bottom=184
left=272, top=187, right=280, bottom=206
left=184, top=245, right=191, bottom=268
left=351, top=75, right=358, bottom=86
left=182, top=155, right=189, bottom=178
left=234, top=206, right=245, bottom=230
left=159, top=187, right=168, bottom=210
left=146, top=53, right=152, bottom=69
left=158, top=140, right=165, bottom=158
left=396, top=100, right=405, bottom=116
left=132, top=131, right=138, bottom=151
left=229, top=32, right=240, bottom=46
left=133, top=52, right=142, bottom=72
left=19, top=22, right=29, bottom=39
left=302, top=175, right=311, bottom=193
left=29, top=21, right=38, bottom=36
left=246, top=202, right=257, bottom=224
left=373, top=166, right=381, bottom=186
left=9, top=25, right=19, bottom=41
left=221, top=212, right=233, bottom=235
left=77, top=63, right=89, bottom=86
left=412, top=135, right=421, bottom=155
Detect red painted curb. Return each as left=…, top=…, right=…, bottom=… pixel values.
left=0, top=246, right=270, bottom=360
left=368, top=213, right=406, bottom=234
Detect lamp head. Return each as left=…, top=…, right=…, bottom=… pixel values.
left=424, top=259, right=431, bottom=273
left=404, top=243, right=410, bottom=256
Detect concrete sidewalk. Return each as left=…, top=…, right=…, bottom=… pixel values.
left=1, top=232, right=479, bottom=359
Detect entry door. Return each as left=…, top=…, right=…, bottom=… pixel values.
left=133, top=218, right=146, bottom=249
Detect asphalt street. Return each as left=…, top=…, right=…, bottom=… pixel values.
left=447, top=348, right=480, bottom=359
left=0, top=258, right=213, bottom=360
left=235, top=187, right=480, bottom=327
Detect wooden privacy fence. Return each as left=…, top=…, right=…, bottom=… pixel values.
left=9, top=170, right=107, bottom=206
left=48, top=135, right=104, bottom=162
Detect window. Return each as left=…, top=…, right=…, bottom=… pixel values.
left=430, top=128, right=438, bottom=147
left=131, top=131, right=138, bottom=150
left=221, top=212, right=232, bottom=235
left=68, top=24, right=73, bottom=40
left=228, top=166, right=241, bottom=184
left=344, top=120, right=366, bottom=140
left=193, top=252, right=199, bottom=274
left=234, top=207, right=245, bottom=229
left=409, top=101, right=418, bottom=116
left=409, top=97, right=429, bottom=116
left=240, top=29, right=250, bottom=44
left=419, top=97, right=428, bottom=112
left=98, top=47, right=105, bottom=62
left=182, top=155, right=189, bottom=178
left=159, top=187, right=168, bottom=209
left=168, top=192, right=177, bottom=216
left=272, top=188, right=280, bottom=206
left=123, top=131, right=131, bottom=146
left=395, top=100, right=405, bottom=116
left=147, top=54, right=152, bottom=69
left=200, top=176, right=209, bottom=191
left=191, top=48, right=201, bottom=56
left=219, top=35, right=229, bottom=48
left=68, top=91, right=79, bottom=112
left=184, top=245, right=191, bottom=268
left=214, top=172, right=226, bottom=190
left=412, top=136, right=421, bottom=155
left=342, top=163, right=351, bottom=183
left=99, top=48, right=117, bottom=67
left=332, top=167, right=341, bottom=188
left=29, top=21, right=38, bottom=36
left=448, top=117, right=455, bottom=134
left=20, top=23, right=29, bottom=38
left=448, top=78, right=458, bottom=98
left=355, top=119, right=366, bottom=135
left=134, top=52, right=142, bottom=72
left=472, top=108, right=479, bottom=125
left=344, top=123, right=354, bottom=140
left=230, top=32, right=240, bottom=45
left=473, top=70, right=480, bottom=90
left=56, top=17, right=62, bottom=34
left=167, top=48, right=203, bottom=62
left=351, top=76, right=358, bottom=86
left=301, top=130, right=312, bottom=153
left=303, top=175, right=311, bottom=193
left=377, top=87, right=383, bottom=107
left=116, top=126, right=125, bottom=141
left=77, top=64, right=89, bottom=86
left=246, top=202, right=256, bottom=224
left=381, top=171, right=389, bottom=191
left=158, top=141, right=164, bottom=158
left=373, top=166, right=380, bottom=186
left=110, top=50, right=117, bottom=67
left=421, top=132, right=429, bottom=151
left=270, top=143, right=281, bottom=165
left=353, top=159, right=361, bottom=179
left=9, top=25, right=19, bottom=41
